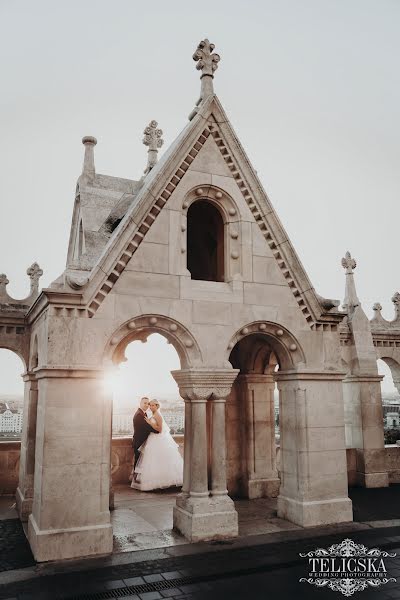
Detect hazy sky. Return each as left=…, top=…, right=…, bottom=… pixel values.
left=0, top=1, right=399, bottom=394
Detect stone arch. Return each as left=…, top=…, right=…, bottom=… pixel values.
left=0, top=344, right=27, bottom=372
left=103, top=314, right=202, bottom=369
left=225, top=321, right=306, bottom=371
left=377, top=356, right=400, bottom=396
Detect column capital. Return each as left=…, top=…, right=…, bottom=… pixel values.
left=172, top=368, right=239, bottom=402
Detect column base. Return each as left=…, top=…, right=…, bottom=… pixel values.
left=277, top=495, right=353, bottom=528
left=243, top=477, right=280, bottom=499
left=28, top=514, right=113, bottom=562
left=15, top=487, right=33, bottom=522
left=356, top=471, right=389, bottom=488
left=173, top=494, right=238, bottom=542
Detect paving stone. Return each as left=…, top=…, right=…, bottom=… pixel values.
left=143, top=573, right=165, bottom=583
left=138, top=592, right=162, bottom=600
left=160, top=571, right=183, bottom=581
left=160, top=589, right=184, bottom=598
left=123, top=576, right=146, bottom=586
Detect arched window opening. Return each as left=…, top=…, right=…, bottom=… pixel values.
left=0, top=349, right=24, bottom=439
left=187, top=200, right=224, bottom=282
left=378, top=359, right=400, bottom=445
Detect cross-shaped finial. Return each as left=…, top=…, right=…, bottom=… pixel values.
left=341, top=251, right=356, bottom=274
left=27, top=262, right=43, bottom=295
left=143, top=120, right=163, bottom=175
left=193, top=39, right=220, bottom=99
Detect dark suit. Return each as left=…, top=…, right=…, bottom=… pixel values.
left=132, top=408, right=159, bottom=467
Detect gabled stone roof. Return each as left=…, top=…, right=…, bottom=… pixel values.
left=73, top=94, right=342, bottom=327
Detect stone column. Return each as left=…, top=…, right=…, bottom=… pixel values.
left=16, top=372, right=38, bottom=521
left=276, top=371, right=353, bottom=528
left=210, top=397, right=228, bottom=496
left=172, top=369, right=239, bottom=542
left=27, top=368, right=113, bottom=562
left=343, top=375, right=389, bottom=488
left=239, top=374, right=280, bottom=498
left=181, top=398, right=192, bottom=495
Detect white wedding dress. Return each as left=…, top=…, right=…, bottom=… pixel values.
left=132, top=412, right=183, bottom=491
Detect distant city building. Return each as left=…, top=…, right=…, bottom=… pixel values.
left=0, top=403, right=23, bottom=433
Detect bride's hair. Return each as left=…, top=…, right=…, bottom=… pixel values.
left=150, top=399, right=161, bottom=408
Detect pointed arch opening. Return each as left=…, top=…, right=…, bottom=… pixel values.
left=187, top=200, right=225, bottom=282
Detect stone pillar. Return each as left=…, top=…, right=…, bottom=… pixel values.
left=239, top=374, right=280, bottom=498
left=172, top=369, right=239, bottom=542
left=27, top=368, right=113, bottom=562
left=276, top=371, right=353, bottom=528
left=181, top=398, right=192, bottom=495
left=210, top=397, right=228, bottom=496
left=343, top=375, right=389, bottom=488
left=16, top=373, right=38, bottom=521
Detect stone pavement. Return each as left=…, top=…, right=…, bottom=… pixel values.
left=1, top=486, right=400, bottom=598
left=0, top=523, right=400, bottom=599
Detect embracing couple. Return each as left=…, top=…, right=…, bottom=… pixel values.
left=131, top=397, right=183, bottom=491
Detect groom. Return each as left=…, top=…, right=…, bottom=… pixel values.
left=132, top=397, right=159, bottom=471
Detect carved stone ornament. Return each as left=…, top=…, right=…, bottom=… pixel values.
left=341, top=251, right=356, bottom=274
left=193, top=39, right=220, bottom=77
left=143, top=120, right=164, bottom=174
left=143, top=120, right=164, bottom=150
left=27, top=262, right=44, bottom=294
left=172, top=369, right=239, bottom=402
left=66, top=273, right=89, bottom=290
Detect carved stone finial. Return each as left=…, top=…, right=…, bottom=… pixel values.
left=341, top=251, right=360, bottom=313
left=392, top=292, right=400, bottom=321
left=27, top=262, right=43, bottom=296
left=193, top=39, right=220, bottom=99
left=0, top=274, right=9, bottom=298
left=143, top=120, right=164, bottom=175
left=373, top=302, right=382, bottom=313
left=81, top=136, right=97, bottom=183
left=341, top=251, right=356, bottom=274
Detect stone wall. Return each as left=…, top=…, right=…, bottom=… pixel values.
left=0, top=436, right=185, bottom=495
left=0, top=439, right=398, bottom=496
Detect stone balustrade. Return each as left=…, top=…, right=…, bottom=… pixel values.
left=0, top=438, right=398, bottom=496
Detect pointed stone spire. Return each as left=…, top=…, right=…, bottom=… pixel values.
left=143, top=120, right=163, bottom=175
left=193, top=38, right=220, bottom=100
left=81, top=136, right=97, bottom=183
left=341, top=251, right=360, bottom=313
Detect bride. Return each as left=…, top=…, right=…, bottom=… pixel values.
left=132, top=399, right=183, bottom=491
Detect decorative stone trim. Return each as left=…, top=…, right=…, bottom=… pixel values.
left=208, top=124, right=316, bottom=327
left=226, top=321, right=305, bottom=368
left=104, top=314, right=202, bottom=369
left=172, top=368, right=240, bottom=401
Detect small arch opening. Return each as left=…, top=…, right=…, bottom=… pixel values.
left=0, top=349, right=24, bottom=439
left=187, top=200, right=224, bottom=282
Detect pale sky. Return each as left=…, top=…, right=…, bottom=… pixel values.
left=0, top=1, right=399, bottom=395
